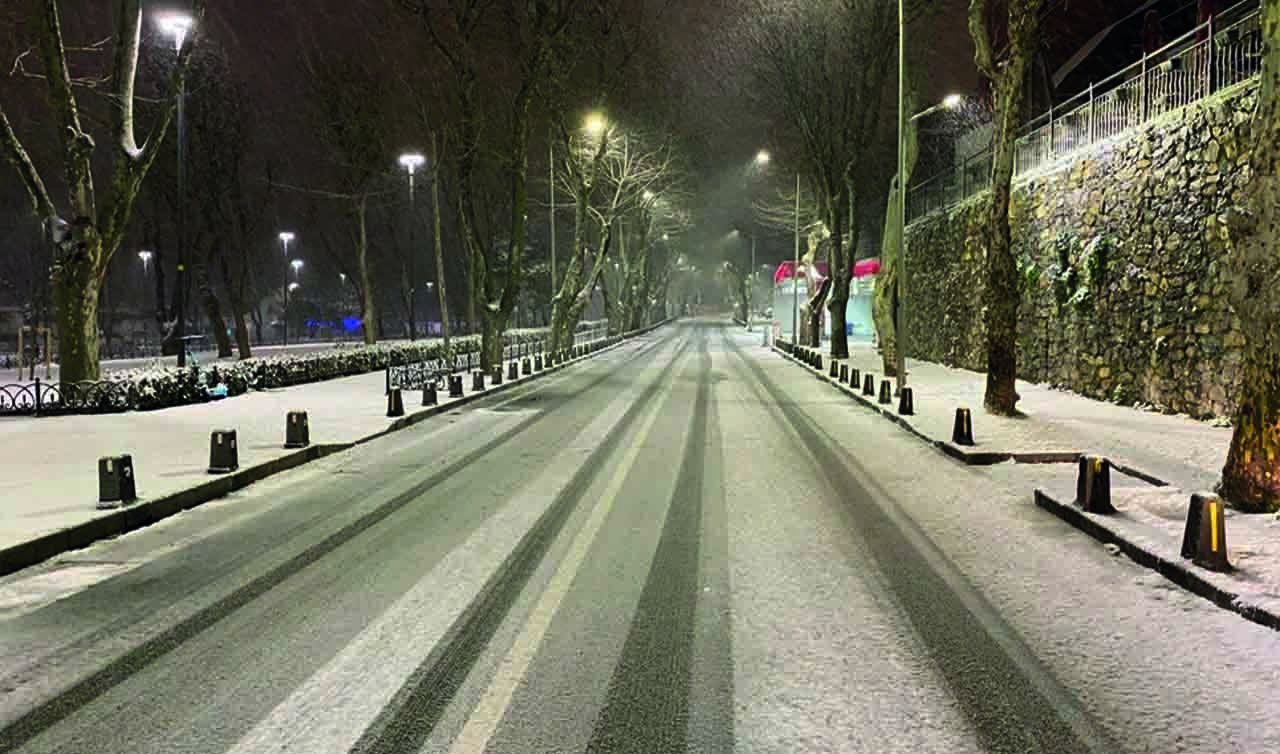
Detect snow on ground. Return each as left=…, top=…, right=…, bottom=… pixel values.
left=0, top=351, right=547, bottom=554
left=739, top=330, right=1280, bottom=753
left=785, top=336, right=1280, bottom=626
left=830, top=341, right=1233, bottom=492
left=1040, top=474, right=1280, bottom=622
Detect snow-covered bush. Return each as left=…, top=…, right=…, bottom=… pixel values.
left=93, top=326, right=577, bottom=412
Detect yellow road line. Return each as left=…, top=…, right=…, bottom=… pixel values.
left=447, top=363, right=680, bottom=754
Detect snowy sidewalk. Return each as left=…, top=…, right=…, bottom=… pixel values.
left=0, top=335, right=632, bottom=571
left=815, top=342, right=1232, bottom=493
left=771, top=337, right=1280, bottom=630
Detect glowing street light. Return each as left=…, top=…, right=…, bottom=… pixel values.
left=279, top=231, right=297, bottom=345
left=399, top=152, right=426, bottom=175
left=583, top=111, right=608, bottom=137
left=943, top=93, right=964, bottom=110
left=156, top=9, right=196, bottom=366
left=288, top=282, right=300, bottom=292
left=291, top=259, right=305, bottom=277
left=399, top=152, right=427, bottom=341
left=137, top=250, right=153, bottom=273
left=755, top=150, right=772, bottom=166
left=155, top=11, right=194, bottom=52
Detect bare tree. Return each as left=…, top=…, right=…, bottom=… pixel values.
left=405, top=0, right=575, bottom=368
left=1221, top=0, right=1280, bottom=512
left=738, top=0, right=895, bottom=357
left=969, top=0, right=1043, bottom=415
left=0, top=0, right=205, bottom=382
left=549, top=126, right=680, bottom=349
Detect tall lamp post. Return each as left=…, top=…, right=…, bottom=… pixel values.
left=399, top=152, right=426, bottom=341
left=279, top=232, right=295, bottom=345
left=156, top=11, right=194, bottom=367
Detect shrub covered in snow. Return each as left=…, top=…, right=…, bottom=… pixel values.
left=87, top=323, right=606, bottom=413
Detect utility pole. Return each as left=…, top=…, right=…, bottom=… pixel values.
left=549, top=130, right=557, bottom=309
left=793, top=172, right=801, bottom=345
left=896, top=0, right=909, bottom=389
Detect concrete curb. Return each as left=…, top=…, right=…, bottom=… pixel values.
left=1033, top=488, right=1280, bottom=632
left=772, top=345, right=1172, bottom=484
left=0, top=322, right=672, bottom=578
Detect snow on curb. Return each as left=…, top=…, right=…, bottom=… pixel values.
left=1033, top=485, right=1280, bottom=632
left=0, top=321, right=669, bottom=578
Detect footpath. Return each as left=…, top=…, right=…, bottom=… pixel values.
left=775, top=337, right=1280, bottom=630
left=0, top=327, right=658, bottom=576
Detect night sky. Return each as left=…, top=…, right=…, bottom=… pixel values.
left=1, top=0, right=1179, bottom=312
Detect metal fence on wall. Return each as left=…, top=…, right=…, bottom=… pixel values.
left=907, top=1, right=1263, bottom=223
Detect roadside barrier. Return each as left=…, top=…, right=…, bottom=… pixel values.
left=1181, top=492, right=1231, bottom=572
left=208, top=430, right=240, bottom=473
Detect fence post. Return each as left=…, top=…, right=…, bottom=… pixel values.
left=1205, top=14, right=1215, bottom=96
left=1047, top=103, right=1055, bottom=162
left=1088, top=82, right=1096, bottom=144
left=34, top=377, right=41, bottom=416
left=1140, top=51, right=1149, bottom=123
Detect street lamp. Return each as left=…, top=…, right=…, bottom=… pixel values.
left=746, top=148, right=800, bottom=342
left=137, top=250, right=153, bottom=274
left=156, top=10, right=194, bottom=366
left=583, top=111, right=608, bottom=138
left=279, top=231, right=295, bottom=345
left=399, top=152, right=426, bottom=341
left=291, top=259, right=304, bottom=278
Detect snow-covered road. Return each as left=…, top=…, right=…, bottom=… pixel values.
left=0, top=321, right=1275, bottom=753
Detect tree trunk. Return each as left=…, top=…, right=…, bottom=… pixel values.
left=976, top=0, right=1041, bottom=416
left=828, top=191, right=852, bottom=360
left=549, top=189, right=590, bottom=351
left=196, top=261, right=233, bottom=358
left=983, top=120, right=1022, bottom=414
left=431, top=133, right=451, bottom=348
left=355, top=195, right=378, bottom=345
left=1221, top=0, right=1280, bottom=512
left=52, top=250, right=101, bottom=384
left=217, top=255, right=251, bottom=359
left=875, top=174, right=902, bottom=376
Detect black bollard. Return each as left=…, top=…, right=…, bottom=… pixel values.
left=952, top=408, right=975, bottom=446
left=472, top=371, right=486, bottom=392
left=208, top=429, right=240, bottom=474
left=1181, top=492, right=1231, bottom=572
left=1075, top=455, right=1115, bottom=514
left=285, top=411, right=310, bottom=449
left=829, top=361, right=839, bottom=379
left=850, top=368, right=861, bottom=388
left=878, top=379, right=892, bottom=405
left=840, top=364, right=849, bottom=383
left=508, top=361, right=519, bottom=381
left=448, top=374, right=464, bottom=398
left=898, top=387, right=914, bottom=415
left=97, top=454, right=137, bottom=509
left=814, top=354, right=824, bottom=372
left=423, top=384, right=438, bottom=407
left=535, top=354, right=544, bottom=371
left=522, top=358, right=533, bottom=376
left=862, top=374, right=876, bottom=396
left=386, top=388, right=405, bottom=418
left=492, top=366, right=504, bottom=386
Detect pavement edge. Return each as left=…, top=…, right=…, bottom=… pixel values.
left=0, top=320, right=673, bottom=578
left=1033, top=488, right=1280, bottom=632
